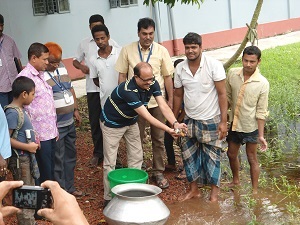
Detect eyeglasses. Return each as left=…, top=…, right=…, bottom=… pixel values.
left=136, top=75, right=155, bottom=82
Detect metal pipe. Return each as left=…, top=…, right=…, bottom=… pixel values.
left=153, top=2, right=163, bottom=44
left=168, top=5, right=180, bottom=56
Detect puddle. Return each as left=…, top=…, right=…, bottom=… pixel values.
left=166, top=187, right=298, bottom=224
left=166, top=151, right=300, bottom=224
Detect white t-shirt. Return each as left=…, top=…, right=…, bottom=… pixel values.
left=73, top=36, right=120, bottom=93
left=89, top=46, right=122, bottom=108
left=174, top=53, right=226, bottom=120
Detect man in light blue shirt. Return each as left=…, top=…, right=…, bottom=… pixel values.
left=0, top=105, right=11, bottom=181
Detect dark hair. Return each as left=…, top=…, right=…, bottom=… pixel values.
left=91, top=25, right=109, bottom=38
left=133, top=62, right=152, bottom=77
left=0, top=14, right=3, bottom=24
left=89, top=14, right=104, bottom=25
left=183, top=32, right=202, bottom=46
left=12, top=76, right=35, bottom=98
left=243, top=46, right=261, bottom=60
left=27, top=42, right=49, bottom=60
left=137, top=17, right=155, bottom=32
left=174, top=58, right=184, bottom=68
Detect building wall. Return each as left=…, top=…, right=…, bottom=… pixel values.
left=1, top=0, right=300, bottom=79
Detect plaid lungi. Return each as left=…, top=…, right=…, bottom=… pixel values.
left=179, top=115, right=225, bottom=187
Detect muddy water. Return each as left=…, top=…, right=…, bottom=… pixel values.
left=166, top=188, right=296, bottom=224
left=166, top=154, right=300, bottom=224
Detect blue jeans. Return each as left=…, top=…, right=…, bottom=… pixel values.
left=0, top=91, right=13, bottom=108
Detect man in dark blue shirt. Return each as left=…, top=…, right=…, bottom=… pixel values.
left=101, top=62, right=186, bottom=206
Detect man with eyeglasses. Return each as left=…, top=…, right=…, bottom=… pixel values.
left=100, top=62, right=186, bottom=207
left=44, top=42, right=83, bottom=197
left=115, top=17, right=174, bottom=189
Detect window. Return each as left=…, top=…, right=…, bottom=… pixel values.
left=32, top=0, right=70, bottom=16
left=109, top=0, right=138, bottom=8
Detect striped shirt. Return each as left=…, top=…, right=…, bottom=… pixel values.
left=101, top=78, right=162, bottom=128
left=0, top=34, right=21, bottom=92
left=44, top=66, right=74, bottom=128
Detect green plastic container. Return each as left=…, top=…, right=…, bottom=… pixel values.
left=108, top=168, right=148, bottom=190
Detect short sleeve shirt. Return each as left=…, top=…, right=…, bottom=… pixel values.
left=174, top=54, right=226, bottom=120
left=0, top=34, right=22, bottom=92
left=6, top=107, right=35, bottom=155
left=0, top=106, right=11, bottom=159
left=74, top=36, right=120, bottom=93
left=17, top=63, right=58, bottom=141
left=90, top=46, right=121, bottom=108
left=101, top=78, right=162, bottom=128
left=44, top=66, right=74, bottom=128
left=115, top=41, right=174, bottom=108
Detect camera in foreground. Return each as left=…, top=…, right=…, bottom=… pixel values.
left=13, top=185, right=52, bottom=210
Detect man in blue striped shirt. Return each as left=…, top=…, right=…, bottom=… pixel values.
left=101, top=62, right=187, bottom=206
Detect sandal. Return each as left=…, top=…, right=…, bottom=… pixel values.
left=175, top=170, right=186, bottom=180
left=153, top=173, right=169, bottom=189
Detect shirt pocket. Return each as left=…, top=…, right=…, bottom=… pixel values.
left=199, top=77, right=213, bottom=93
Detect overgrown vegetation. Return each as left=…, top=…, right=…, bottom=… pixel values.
left=221, top=42, right=300, bottom=224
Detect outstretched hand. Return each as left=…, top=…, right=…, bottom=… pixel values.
left=37, top=181, right=89, bottom=225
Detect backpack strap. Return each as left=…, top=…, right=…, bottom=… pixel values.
left=4, top=104, right=25, bottom=168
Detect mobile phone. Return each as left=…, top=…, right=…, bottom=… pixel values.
left=13, top=185, right=52, bottom=210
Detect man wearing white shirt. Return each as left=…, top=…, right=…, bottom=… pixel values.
left=73, top=14, right=119, bottom=167
left=89, top=25, right=121, bottom=108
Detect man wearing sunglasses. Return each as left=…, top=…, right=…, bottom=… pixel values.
left=100, top=62, right=186, bottom=207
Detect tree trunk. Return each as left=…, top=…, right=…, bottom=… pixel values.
left=223, top=0, right=264, bottom=70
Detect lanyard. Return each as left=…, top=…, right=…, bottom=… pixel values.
left=47, top=69, right=65, bottom=91
left=138, top=44, right=153, bottom=63
left=0, top=38, right=4, bottom=52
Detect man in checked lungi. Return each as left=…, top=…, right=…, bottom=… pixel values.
left=173, top=32, right=228, bottom=202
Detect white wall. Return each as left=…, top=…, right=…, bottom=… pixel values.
left=0, top=0, right=299, bottom=62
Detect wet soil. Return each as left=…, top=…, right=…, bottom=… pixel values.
left=3, top=97, right=189, bottom=225
left=4, top=96, right=300, bottom=224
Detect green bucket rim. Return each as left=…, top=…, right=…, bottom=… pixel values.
left=108, top=168, right=148, bottom=183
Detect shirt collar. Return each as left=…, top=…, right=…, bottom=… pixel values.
left=238, top=67, right=261, bottom=82
left=182, top=54, right=204, bottom=75
left=89, top=35, right=94, bottom=42
left=138, top=42, right=153, bottom=51
left=27, top=63, right=40, bottom=76
left=96, top=46, right=116, bottom=59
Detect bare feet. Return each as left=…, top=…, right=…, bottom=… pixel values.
left=178, top=190, right=201, bottom=202
left=252, top=188, right=258, bottom=194
left=209, top=195, right=218, bottom=202
left=225, top=182, right=240, bottom=188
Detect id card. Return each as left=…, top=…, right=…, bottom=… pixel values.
left=0, top=59, right=2, bottom=67
left=63, top=91, right=71, bottom=104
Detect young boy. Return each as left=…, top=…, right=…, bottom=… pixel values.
left=5, top=76, right=39, bottom=225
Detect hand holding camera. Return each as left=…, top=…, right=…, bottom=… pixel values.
left=1, top=180, right=88, bottom=225
left=37, top=181, right=89, bottom=225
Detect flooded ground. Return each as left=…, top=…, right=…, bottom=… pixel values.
left=166, top=152, right=300, bottom=225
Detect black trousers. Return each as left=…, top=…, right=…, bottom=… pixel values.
left=87, top=92, right=103, bottom=159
